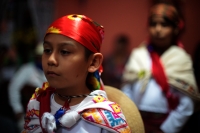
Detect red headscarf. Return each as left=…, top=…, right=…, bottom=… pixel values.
left=45, top=14, right=104, bottom=53
left=45, top=14, right=104, bottom=90
left=149, top=3, right=184, bottom=31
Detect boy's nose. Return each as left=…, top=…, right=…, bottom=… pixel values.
left=47, top=53, right=58, bottom=66
left=155, top=24, right=162, bottom=32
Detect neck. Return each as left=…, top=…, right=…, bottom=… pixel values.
left=151, top=44, right=171, bottom=56
left=54, top=91, right=91, bottom=106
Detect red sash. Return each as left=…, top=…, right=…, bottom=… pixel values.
left=148, top=46, right=179, bottom=110
left=37, top=87, right=55, bottom=133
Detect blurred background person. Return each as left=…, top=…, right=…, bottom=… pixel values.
left=8, top=42, right=47, bottom=131
left=0, top=45, right=19, bottom=133
left=121, top=1, right=200, bottom=133
left=0, top=0, right=54, bottom=132
left=101, top=34, right=131, bottom=89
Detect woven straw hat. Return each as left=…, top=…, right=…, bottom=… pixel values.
left=104, top=85, right=145, bottom=133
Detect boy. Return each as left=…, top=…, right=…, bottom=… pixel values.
left=22, top=14, right=131, bottom=133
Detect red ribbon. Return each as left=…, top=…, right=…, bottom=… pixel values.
left=149, top=48, right=179, bottom=110
left=37, top=87, right=55, bottom=133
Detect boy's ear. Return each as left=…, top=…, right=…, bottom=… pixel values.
left=88, top=53, right=103, bottom=72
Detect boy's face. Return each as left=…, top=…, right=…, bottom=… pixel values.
left=148, top=16, right=175, bottom=48
left=42, top=34, right=91, bottom=90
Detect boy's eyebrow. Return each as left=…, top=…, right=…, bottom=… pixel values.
left=43, top=40, right=75, bottom=47
left=59, top=41, right=76, bottom=47
left=43, top=40, right=51, bottom=46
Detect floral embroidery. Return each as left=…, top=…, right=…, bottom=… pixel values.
left=82, top=108, right=102, bottom=124
left=82, top=108, right=130, bottom=133
left=93, top=95, right=106, bottom=103
left=26, top=109, right=39, bottom=117
left=31, top=82, right=49, bottom=99
left=46, top=26, right=61, bottom=34
left=110, top=103, right=121, bottom=114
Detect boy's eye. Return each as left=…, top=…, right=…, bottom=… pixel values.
left=60, top=50, right=70, bottom=55
left=161, top=22, right=170, bottom=27
left=44, top=48, right=51, bottom=54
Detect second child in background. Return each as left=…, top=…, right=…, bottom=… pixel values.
left=121, top=2, right=200, bottom=133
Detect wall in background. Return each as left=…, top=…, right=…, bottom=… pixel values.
left=55, top=0, right=200, bottom=58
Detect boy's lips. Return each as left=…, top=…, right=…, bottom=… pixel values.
left=46, top=71, right=60, bottom=76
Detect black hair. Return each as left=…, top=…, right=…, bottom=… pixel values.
left=84, top=46, right=93, bottom=61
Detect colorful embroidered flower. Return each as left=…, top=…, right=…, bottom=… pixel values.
left=138, top=70, right=146, bottom=79
left=110, top=103, right=121, bottom=114
left=31, top=82, right=50, bottom=99
left=46, top=26, right=61, bottom=34
left=93, top=95, right=106, bottom=103
left=26, top=109, right=39, bottom=117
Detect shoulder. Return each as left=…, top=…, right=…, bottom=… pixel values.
left=81, top=91, right=131, bottom=133
left=128, top=43, right=148, bottom=61
left=130, top=43, right=147, bottom=53
left=26, top=82, right=51, bottom=109
left=81, top=107, right=130, bottom=133
left=26, top=87, right=43, bottom=112
left=164, top=46, right=191, bottom=59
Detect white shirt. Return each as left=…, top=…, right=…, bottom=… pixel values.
left=122, top=78, right=194, bottom=133
left=8, top=62, right=47, bottom=114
